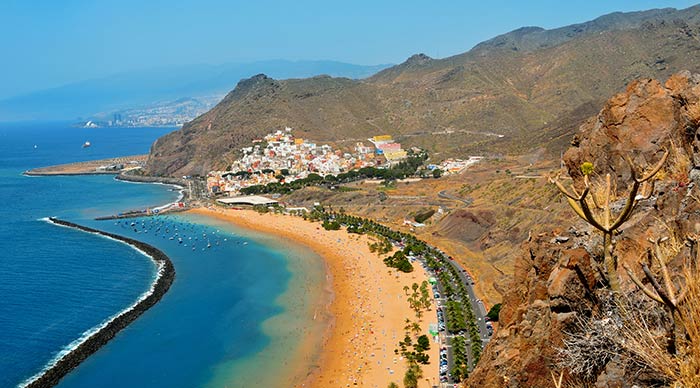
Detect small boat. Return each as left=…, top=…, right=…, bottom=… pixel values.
left=82, top=141, right=91, bottom=148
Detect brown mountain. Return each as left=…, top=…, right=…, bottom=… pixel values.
left=147, top=5, right=700, bottom=177
left=468, top=70, right=700, bottom=387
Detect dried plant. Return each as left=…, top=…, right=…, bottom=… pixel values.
left=558, top=291, right=671, bottom=384
left=560, top=237, right=700, bottom=387
left=557, top=297, right=623, bottom=381
left=623, top=237, right=686, bottom=353
left=615, top=260, right=700, bottom=388
left=550, top=150, right=668, bottom=292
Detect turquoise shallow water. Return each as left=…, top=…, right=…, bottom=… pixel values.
left=0, top=122, right=327, bottom=387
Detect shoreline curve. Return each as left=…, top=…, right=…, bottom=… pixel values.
left=23, top=217, right=176, bottom=388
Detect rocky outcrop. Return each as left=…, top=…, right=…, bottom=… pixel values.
left=468, top=71, right=700, bottom=387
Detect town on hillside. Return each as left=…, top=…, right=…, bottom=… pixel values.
left=206, top=127, right=481, bottom=196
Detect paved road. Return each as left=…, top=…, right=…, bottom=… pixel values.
left=438, top=190, right=473, bottom=206
left=443, top=256, right=490, bottom=342
left=417, top=250, right=491, bottom=386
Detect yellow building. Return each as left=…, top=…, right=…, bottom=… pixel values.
left=384, top=150, right=408, bottom=161
left=373, top=135, right=393, bottom=142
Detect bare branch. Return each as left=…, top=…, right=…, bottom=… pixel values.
left=578, top=190, right=608, bottom=232
left=610, top=181, right=641, bottom=231
left=550, top=175, right=583, bottom=201
left=638, top=150, right=669, bottom=183
left=654, top=239, right=678, bottom=305
left=624, top=262, right=663, bottom=304
left=642, top=263, right=675, bottom=308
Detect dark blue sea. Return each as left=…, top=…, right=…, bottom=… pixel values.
left=0, top=122, right=327, bottom=387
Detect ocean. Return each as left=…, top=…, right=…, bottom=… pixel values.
left=0, top=122, right=328, bottom=387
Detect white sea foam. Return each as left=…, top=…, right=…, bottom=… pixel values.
left=19, top=218, right=164, bottom=388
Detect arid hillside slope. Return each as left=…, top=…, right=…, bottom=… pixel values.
left=469, top=71, right=700, bottom=387
left=146, top=6, right=700, bottom=177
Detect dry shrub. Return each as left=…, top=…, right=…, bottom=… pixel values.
left=674, top=265, right=700, bottom=387
left=559, top=263, right=700, bottom=387
left=557, top=306, right=621, bottom=381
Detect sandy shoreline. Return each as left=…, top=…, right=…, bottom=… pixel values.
left=188, top=207, right=439, bottom=388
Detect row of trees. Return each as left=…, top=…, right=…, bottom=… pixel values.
left=424, top=251, right=483, bottom=363
left=396, top=280, right=435, bottom=388
left=309, top=207, right=484, bottom=367
left=445, top=300, right=468, bottom=332
left=240, top=152, right=429, bottom=195
left=450, top=336, right=470, bottom=382
left=241, top=172, right=324, bottom=195
left=404, top=282, right=433, bottom=319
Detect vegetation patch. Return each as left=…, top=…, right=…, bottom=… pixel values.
left=413, top=208, right=435, bottom=224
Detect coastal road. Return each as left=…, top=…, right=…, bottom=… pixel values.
left=444, top=256, right=490, bottom=342
left=420, top=251, right=489, bottom=385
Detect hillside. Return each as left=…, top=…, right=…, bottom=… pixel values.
left=469, top=70, right=700, bottom=387
left=147, top=5, right=700, bottom=177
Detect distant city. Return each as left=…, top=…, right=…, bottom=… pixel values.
left=79, top=95, right=224, bottom=128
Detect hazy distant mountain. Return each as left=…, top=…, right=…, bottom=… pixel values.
left=0, top=60, right=392, bottom=121
left=146, top=5, right=700, bottom=176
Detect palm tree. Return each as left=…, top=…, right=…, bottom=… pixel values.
left=411, top=321, right=421, bottom=336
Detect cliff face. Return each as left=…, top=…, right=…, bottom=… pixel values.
left=468, top=72, right=700, bottom=387
left=146, top=6, right=700, bottom=177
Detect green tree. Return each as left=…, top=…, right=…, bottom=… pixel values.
left=322, top=220, right=341, bottom=230
left=487, top=303, right=502, bottom=322
left=403, top=363, right=423, bottom=388
left=432, top=168, right=443, bottom=178
left=416, top=335, right=430, bottom=352
left=411, top=322, right=421, bottom=336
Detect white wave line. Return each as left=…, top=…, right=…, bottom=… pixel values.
left=19, top=218, right=164, bottom=388
left=114, top=179, right=185, bottom=212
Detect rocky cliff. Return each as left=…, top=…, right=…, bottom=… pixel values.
left=146, top=6, right=700, bottom=176
left=468, top=72, right=700, bottom=387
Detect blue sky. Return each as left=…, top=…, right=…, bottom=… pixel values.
left=0, top=0, right=697, bottom=99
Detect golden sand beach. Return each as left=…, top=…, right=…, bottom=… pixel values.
left=188, top=207, right=439, bottom=388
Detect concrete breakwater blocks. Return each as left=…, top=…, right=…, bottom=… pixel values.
left=26, top=218, right=176, bottom=388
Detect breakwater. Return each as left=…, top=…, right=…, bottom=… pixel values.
left=116, top=171, right=187, bottom=186
left=23, top=218, right=176, bottom=388
left=23, top=155, right=148, bottom=176
left=94, top=206, right=189, bottom=220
